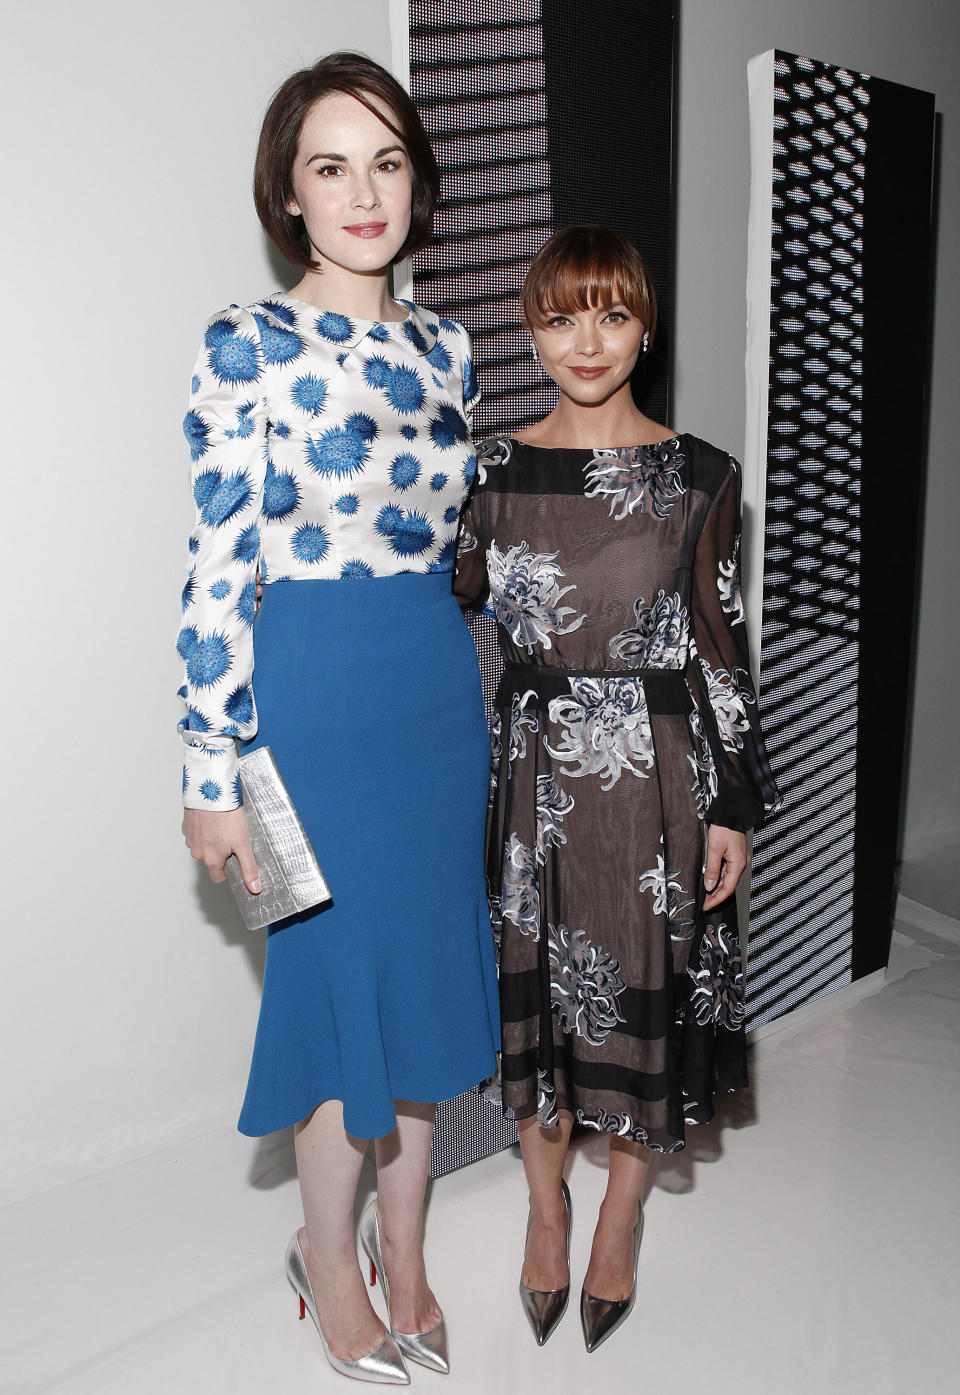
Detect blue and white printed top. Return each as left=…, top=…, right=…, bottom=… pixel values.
left=178, top=295, right=479, bottom=810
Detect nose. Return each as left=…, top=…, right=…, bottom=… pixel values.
left=351, top=172, right=380, bottom=210
left=574, top=322, right=602, bottom=356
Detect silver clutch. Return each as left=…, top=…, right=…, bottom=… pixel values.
left=225, top=746, right=332, bottom=930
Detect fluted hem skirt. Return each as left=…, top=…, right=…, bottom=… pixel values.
left=237, top=573, right=500, bottom=1140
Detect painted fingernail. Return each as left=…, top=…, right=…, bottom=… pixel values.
left=251, top=879, right=262, bottom=894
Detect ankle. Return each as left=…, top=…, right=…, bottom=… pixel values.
left=597, top=1195, right=641, bottom=1229
left=529, top=1188, right=568, bottom=1226
left=377, top=1212, right=424, bottom=1260
left=301, top=1227, right=358, bottom=1272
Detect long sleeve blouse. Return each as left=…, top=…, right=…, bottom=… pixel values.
left=177, top=295, right=479, bottom=810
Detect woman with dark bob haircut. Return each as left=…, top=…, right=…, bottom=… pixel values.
left=179, top=52, right=498, bottom=1384
left=456, top=226, right=779, bottom=1353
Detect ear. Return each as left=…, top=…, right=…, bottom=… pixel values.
left=285, top=197, right=302, bottom=217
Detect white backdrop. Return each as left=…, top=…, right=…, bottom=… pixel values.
left=0, top=0, right=392, bottom=1205
left=3, top=0, right=958, bottom=1207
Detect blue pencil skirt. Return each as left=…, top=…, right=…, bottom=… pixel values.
left=237, top=573, right=500, bottom=1140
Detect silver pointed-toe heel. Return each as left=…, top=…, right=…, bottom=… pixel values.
left=580, top=1204, right=644, bottom=1354
left=358, top=1199, right=450, bottom=1375
left=284, top=1232, right=410, bottom=1385
left=519, top=1179, right=572, bottom=1346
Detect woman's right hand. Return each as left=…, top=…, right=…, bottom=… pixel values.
left=182, top=807, right=261, bottom=893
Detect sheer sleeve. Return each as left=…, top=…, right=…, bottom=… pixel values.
left=454, top=432, right=509, bottom=611
left=688, top=458, right=780, bottom=832
left=177, top=307, right=267, bottom=811
left=453, top=492, right=488, bottom=611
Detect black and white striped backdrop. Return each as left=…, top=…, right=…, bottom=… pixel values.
left=744, top=51, right=934, bottom=1029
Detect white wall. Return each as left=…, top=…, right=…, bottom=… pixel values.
left=3, top=0, right=958, bottom=1207
left=671, top=1, right=960, bottom=913
left=0, top=0, right=394, bottom=1205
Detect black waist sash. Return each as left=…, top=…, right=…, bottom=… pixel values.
left=497, top=664, right=692, bottom=716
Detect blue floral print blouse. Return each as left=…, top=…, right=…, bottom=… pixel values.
left=177, top=295, right=479, bottom=810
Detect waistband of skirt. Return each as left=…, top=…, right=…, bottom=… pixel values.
left=497, top=664, right=692, bottom=715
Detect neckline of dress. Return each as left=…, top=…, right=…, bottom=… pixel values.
left=267, top=291, right=412, bottom=327
left=505, top=433, right=684, bottom=453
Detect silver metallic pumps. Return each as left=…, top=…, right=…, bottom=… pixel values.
left=519, top=1179, right=572, bottom=1346
left=284, top=1232, right=410, bottom=1385
left=358, top=1199, right=451, bottom=1375
left=580, top=1203, right=644, bottom=1353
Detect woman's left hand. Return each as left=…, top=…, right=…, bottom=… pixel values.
left=702, top=824, right=750, bottom=910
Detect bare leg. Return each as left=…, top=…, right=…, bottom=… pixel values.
left=517, top=1111, right=574, bottom=1289
left=373, top=1099, right=443, bottom=1335
left=294, top=1100, right=386, bottom=1362
left=583, top=1137, right=650, bottom=1300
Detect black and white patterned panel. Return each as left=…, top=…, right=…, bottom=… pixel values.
left=746, top=55, right=869, bottom=1029
left=428, top=1083, right=519, bottom=1179
left=410, top=0, right=558, bottom=437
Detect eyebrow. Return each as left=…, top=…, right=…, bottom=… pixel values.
left=305, top=145, right=405, bottom=166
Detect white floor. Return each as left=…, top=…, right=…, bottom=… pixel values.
left=3, top=913, right=960, bottom=1395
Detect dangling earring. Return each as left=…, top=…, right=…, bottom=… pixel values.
left=641, top=330, right=650, bottom=355
left=530, top=339, right=542, bottom=372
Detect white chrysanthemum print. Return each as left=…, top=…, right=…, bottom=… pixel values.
left=486, top=883, right=503, bottom=966
left=546, top=677, right=655, bottom=790
left=637, top=837, right=696, bottom=941
left=456, top=520, right=478, bottom=557
left=548, top=923, right=626, bottom=1045
left=583, top=443, right=685, bottom=522
left=688, top=921, right=746, bottom=1029
left=486, top=540, right=584, bottom=652
left=687, top=706, right=718, bottom=819
left=535, top=774, right=574, bottom=863
left=488, top=711, right=502, bottom=805
left=608, top=589, right=690, bottom=668
left=490, top=710, right=503, bottom=765
left=501, top=833, right=540, bottom=938
left=700, top=661, right=756, bottom=752
left=717, top=536, right=745, bottom=625
left=507, top=688, right=539, bottom=768
left=537, top=1068, right=560, bottom=1129
left=476, top=435, right=512, bottom=486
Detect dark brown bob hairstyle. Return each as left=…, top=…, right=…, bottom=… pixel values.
left=254, top=52, right=440, bottom=270
left=522, top=226, right=658, bottom=347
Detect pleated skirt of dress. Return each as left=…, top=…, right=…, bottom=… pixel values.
left=237, top=572, right=500, bottom=1141
left=488, top=666, right=749, bottom=1155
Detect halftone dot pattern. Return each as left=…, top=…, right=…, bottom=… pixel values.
left=429, top=1086, right=519, bottom=1178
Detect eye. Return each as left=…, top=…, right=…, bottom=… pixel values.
left=603, top=310, right=630, bottom=324
left=544, top=314, right=572, bottom=328
left=376, top=157, right=403, bottom=174
left=316, top=163, right=342, bottom=178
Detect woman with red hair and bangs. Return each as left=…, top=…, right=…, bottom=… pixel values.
left=521, top=226, right=658, bottom=337
left=456, top=225, right=779, bottom=1353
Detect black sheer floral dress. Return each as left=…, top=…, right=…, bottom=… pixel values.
left=455, top=434, right=780, bottom=1152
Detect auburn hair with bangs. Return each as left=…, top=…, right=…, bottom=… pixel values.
left=522, top=226, right=658, bottom=345
left=254, top=51, right=440, bottom=271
